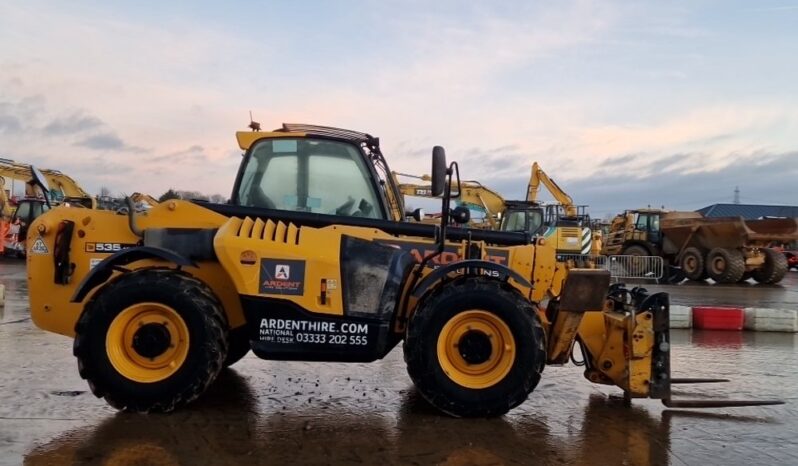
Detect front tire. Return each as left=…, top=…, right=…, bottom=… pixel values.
left=752, top=248, right=788, bottom=284
left=404, top=278, right=545, bottom=417
left=74, top=269, right=228, bottom=412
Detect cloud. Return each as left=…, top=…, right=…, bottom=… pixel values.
left=0, top=95, right=46, bottom=134
left=147, top=145, right=207, bottom=164
left=0, top=0, right=797, bottom=202
left=0, top=114, right=22, bottom=134
left=600, top=154, right=639, bottom=167
left=73, top=132, right=146, bottom=152
left=43, top=112, right=103, bottom=134
left=478, top=150, right=798, bottom=217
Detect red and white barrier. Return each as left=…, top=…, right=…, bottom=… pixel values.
left=667, top=305, right=797, bottom=332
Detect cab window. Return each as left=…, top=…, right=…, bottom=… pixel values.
left=237, top=138, right=384, bottom=219
left=501, top=210, right=544, bottom=235
left=635, top=214, right=650, bottom=231
left=14, top=202, right=31, bottom=221
left=502, top=211, right=527, bottom=231
left=650, top=214, right=660, bottom=232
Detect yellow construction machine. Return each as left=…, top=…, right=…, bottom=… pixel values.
left=0, top=158, right=96, bottom=209
left=393, top=164, right=593, bottom=256
left=527, top=161, right=594, bottom=255
left=130, top=192, right=160, bottom=208
left=0, top=159, right=98, bottom=256
left=26, top=123, right=780, bottom=416
left=393, top=172, right=520, bottom=230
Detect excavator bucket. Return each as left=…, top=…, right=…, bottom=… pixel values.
left=619, top=286, right=785, bottom=409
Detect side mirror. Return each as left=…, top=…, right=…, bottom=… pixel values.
left=450, top=206, right=470, bottom=224
left=404, top=208, right=425, bottom=222
left=431, top=146, right=447, bottom=196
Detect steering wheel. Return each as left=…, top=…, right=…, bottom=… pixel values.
left=251, top=186, right=276, bottom=209
left=335, top=196, right=356, bottom=216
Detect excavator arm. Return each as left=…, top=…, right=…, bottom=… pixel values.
left=392, top=172, right=506, bottom=228
left=527, top=162, right=577, bottom=217
left=0, top=159, right=96, bottom=208
left=130, top=192, right=160, bottom=207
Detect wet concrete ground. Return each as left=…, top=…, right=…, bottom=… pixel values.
left=645, top=271, right=798, bottom=309
left=2, top=260, right=797, bottom=465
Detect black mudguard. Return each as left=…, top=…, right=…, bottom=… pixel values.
left=70, top=246, right=194, bottom=303
left=410, top=259, right=532, bottom=299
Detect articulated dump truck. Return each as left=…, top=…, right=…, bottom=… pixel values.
left=25, top=124, right=781, bottom=416
left=603, top=209, right=798, bottom=284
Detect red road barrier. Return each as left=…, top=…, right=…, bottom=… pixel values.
left=693, top=306, right=745, bottom=331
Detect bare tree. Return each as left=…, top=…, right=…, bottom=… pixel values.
left=99, top=186, right=112, bottom=197
left=209, top=194, right=226, bottom=203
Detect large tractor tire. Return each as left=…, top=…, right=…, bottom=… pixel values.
left=224, top=326, right=251, bottom=367
left=752, top=248, right=789, bottom=284
left=706, top=248, right=745, bottom=284
left=680, top=247, right=708, bottom=281
left=74, top=269, right=228, bottom=412
left=404, top=278, right=546, bottom=417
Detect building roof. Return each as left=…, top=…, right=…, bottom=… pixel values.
left=697, top=203, right=798, bottom=219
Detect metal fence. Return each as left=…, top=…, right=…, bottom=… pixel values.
left=557, top=254, right=664, bottom=281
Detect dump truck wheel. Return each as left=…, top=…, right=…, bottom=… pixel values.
left=706, top=248, right=745, bottom=283
left=680, top=247, right=707, bottom=281
left=404, top=278, right=545, bottom=417
left=224, top=326, right=251, bottom=367
left=622, top=245, right=648, bottom=256
left=752, top=248, right=788, bottom=284
left=74, top=269, right=228, bottom=412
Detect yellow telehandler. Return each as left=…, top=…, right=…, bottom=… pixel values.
left=26, top=124, right=780, bottom=416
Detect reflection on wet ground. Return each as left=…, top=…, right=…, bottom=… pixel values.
left=645, top=270, right=798, bottom=308
left=2, top=260, right=797, bottom=465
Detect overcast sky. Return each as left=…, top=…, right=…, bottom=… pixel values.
left=1, top=1, right=796, bottom=216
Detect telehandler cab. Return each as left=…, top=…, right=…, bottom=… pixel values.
left=26, top=124, right=781, bottom=416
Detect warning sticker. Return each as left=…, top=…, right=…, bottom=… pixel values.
left=259, top=259, right=305, bottom=295
left=30, top=237, right=49, bottom=255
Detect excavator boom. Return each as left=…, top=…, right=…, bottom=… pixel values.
left=527, top=161, right=577, bottom=217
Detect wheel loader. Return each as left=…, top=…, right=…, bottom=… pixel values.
left=26, top=124, right=780, bottom=416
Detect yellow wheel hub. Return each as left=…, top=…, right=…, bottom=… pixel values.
left=106, top=302, right=189, bottom=383
left=436, top=310, right=516, bottom=389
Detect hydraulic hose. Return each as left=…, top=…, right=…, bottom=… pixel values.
left=125, top=197, right=144, bottom=238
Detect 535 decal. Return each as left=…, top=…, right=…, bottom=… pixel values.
left=85, top=242, right=136, bottom=253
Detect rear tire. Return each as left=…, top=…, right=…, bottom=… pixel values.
left=74, top=269, right=228, bottom=413
left=404, top=278, right=545, bottom=418
left=706, top=248, right=745, bottom=284
left=680, top=247, right=707, bottom=281
left=752, top=248, right=788, bottom=284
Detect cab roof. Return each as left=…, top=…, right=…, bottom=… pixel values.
left=236, top=123, right=380, bottom=151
